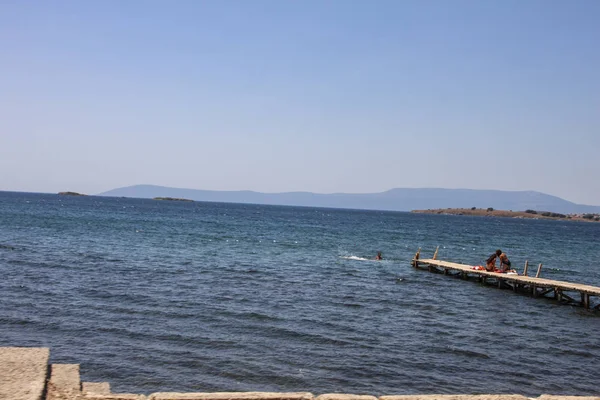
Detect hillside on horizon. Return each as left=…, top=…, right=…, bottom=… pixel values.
left=98, top=185, right=600, bottom=214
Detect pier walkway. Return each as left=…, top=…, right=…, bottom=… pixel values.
left=412, top=256, right=600, bottom=309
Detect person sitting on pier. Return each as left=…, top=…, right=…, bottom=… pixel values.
left=485, top=249, right=502, bottom=271
left=499, top=252, right=511, bottom=272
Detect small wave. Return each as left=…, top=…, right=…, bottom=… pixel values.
left=342, top=303, right=363, bottom=308
left=242, top=311, right=280, bottom=321
left=255, top=325, right=353, bottom=346
left=551, top=347, right=597, bottom=357
left=0, top=244, right=16, bottom=250
left=443, top=346, right=491, bottom=359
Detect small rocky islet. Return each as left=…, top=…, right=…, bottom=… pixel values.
left=57, top=191, right=86, bottom=196
left=152, top=197, right=194, bottom=202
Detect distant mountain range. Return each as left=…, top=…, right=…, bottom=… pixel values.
left=98, top=185, right=600, bottom=214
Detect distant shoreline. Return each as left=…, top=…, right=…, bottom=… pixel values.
left=97, top=185, right=600, bottom=215
left=412, top=208, right=600, bottom=222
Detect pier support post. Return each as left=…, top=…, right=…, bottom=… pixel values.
left=581, top=293, right=590, bottom=309
left=523, top=260, right=529, bottom=276
left=535, top=263, right=543, bottom=278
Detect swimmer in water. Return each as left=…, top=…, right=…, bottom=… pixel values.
left=375, top=252, right=382, bottom=260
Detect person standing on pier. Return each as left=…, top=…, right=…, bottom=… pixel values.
left=486, top=249, right=502, bottom=271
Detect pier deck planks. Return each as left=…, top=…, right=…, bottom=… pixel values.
left=414, top=258, right=600, bottom=308
left=417, top=259, right=600, bottom=295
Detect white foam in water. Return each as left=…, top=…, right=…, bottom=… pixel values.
left=341, top=255, right=373, bottom=261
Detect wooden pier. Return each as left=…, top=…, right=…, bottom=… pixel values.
left=411, top=249, right=600, bottom=310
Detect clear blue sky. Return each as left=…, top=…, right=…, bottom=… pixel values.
left=1, top=1, right=599, bottom=204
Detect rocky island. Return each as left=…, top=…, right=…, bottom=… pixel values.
left=58, top=191, right=86, bottom=196
left=412, top=208, right=600, bottom=222
left=153, top=197, right=194, bottom=202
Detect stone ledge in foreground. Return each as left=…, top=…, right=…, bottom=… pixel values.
left=139, top=395, right=600, bottom=400
left=82, top=383, right=111, bottom=395
left=148, top=393, right=314, bottom=400
left=46, top=364, right=81, bottom=400
left=538, top=396, right=600, bottom=400
left=317, top=395, right=378, bottom=400
left=380, top=396, right=530, bottom=400
left=0, top=347, right=50, bottom=400
left=81, top=395, right=147, bottom=400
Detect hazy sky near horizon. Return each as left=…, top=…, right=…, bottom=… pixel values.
left=1, top=1, right=599, bottom=204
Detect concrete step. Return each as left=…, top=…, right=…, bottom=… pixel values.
left=0, top=347, right=50, bottom=400
left=81, top=394, right=146, bottom=399
left=82, top=382, right=111, bottom=395
left=148, top=392, right=314, bottom=400
left=46, top=364, right=81, bottom=400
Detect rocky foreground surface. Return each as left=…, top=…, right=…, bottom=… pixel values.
left=1, top=347, right=598, bottom=400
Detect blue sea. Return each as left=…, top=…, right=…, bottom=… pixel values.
left=1, top=191, right=599, bottom=396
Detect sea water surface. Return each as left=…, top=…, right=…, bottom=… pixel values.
left=1, top=191, right=599, bottom=396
